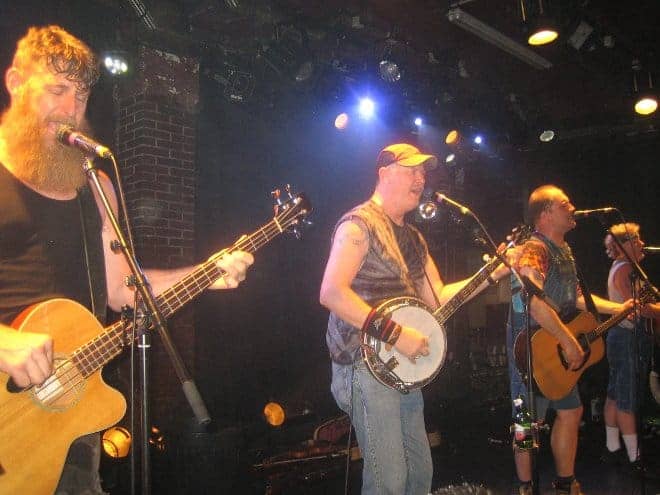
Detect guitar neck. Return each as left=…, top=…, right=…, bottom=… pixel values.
left=434, top=258, right=499, bottom=323
left=586, top=307, right=634, bottom=343
left=73, top=212, right=301, bottom=378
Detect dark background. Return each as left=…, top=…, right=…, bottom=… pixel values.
left=1, top=0, right=658, bottom=492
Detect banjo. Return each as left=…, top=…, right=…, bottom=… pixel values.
left=361, top=226, right=531, bottom=393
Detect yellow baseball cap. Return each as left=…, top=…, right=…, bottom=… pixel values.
left=376, top=143, right=438, bottom=170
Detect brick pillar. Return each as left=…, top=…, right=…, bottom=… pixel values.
left=115, top=45, right=199, bottom=430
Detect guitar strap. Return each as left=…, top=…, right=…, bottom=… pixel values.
left=77, top=184, right=108, bottom=325
left=575, top=263, right=600, bottom=323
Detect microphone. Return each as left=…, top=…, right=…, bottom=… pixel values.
left=573, top=207, right=616, bottom=218
left=643, top=246, right=660, bottom=254
left=434, top=192, right=472, bottom=216
left=56, top=125, right=112, bottom=158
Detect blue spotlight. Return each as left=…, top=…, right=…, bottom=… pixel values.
left=414, top=117, right=423, bottom=127
left=358, top=98, right=375, bottom=119
left=473, top=135, right=483, bottom=145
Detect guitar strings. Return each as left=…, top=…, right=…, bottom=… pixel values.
left=4, top=217, right=300, bottom=412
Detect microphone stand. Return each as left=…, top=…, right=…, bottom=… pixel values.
left=82, top=156, right=211, bottom=494
left=448, top=201, right=542, bottom=495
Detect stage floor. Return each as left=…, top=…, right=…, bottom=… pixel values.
left=250, top=402, right=660, bottom=495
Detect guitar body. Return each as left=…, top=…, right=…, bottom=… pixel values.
left=362, top=296, right=448, bottom=393
left=0, top=299, right=126, bottom=495
left=514, top=311, right=605, bottom=401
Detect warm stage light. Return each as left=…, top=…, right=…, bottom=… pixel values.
left=335, top=112, right=349, bottom=130
left=445, top=130, right=459, bottom=145
left=103, top=427, right=132, bottom=458
left=528, top=28, right=558, bottom=46
left=634, top=96, right=658, bottom=115
left=264, top=401, right=286, bottom=426
left=631, top=61, right=657, bottom=116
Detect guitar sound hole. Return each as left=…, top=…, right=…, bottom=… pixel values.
left=6, top=378, right=25, bottom=394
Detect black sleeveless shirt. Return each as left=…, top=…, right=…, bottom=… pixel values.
left=0, top=163, right=98, bottom=324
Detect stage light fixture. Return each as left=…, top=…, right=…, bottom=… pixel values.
left=102, top=51, right=129, bottom=76
left=521, top=0, right=559, bottom=46
left=635, top=95, right=658, bottom=115
left=445, top=153, right=456, bottom=165
left=414, top=117, right=423, bottom=127
left=632, top=59, right=658, bottom=115
left=261, top=26, right=315, bottom=83
left=335, top=112, right=349, bottom=130
left=264, top=401, right=286, bottom=427
left=379, top=60, right=401, bottom=83
left=149, top=426, right=166, bottom=452
left=358, top=98, right=375, bottom=119
left=632, top=60, right=658, bottom=116
left=473, top=135, right=483, bottom=145
left=447, top=7, right=552, bottom=70
left=378, top=39, right=408, bottom=83
left=103, top=427, right=132, bottom=458
left=539, top=129, right=556, bottom=142
left=445, top=129, right=460, bottom=145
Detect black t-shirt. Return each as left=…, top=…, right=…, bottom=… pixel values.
left=0, top=163, right=93, bottom=324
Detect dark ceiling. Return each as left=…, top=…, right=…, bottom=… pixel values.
left=2, top=0, right=658, bottom=148
left=105, top=0, right=660, bottom=148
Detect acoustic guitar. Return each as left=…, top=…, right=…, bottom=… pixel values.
left=514, top=285, right=655, bottom=400
left=0, top=190, right=311, bottom=494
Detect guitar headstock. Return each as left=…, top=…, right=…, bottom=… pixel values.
left=640, top=282, right=659, bottom=305
left=271, top=184, right=313, bottom=239
left=507, top=224, right=533, bottom=246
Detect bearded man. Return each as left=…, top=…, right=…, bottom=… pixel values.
left=0, top=25, right=253, bottom=493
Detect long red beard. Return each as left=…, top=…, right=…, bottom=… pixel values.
left=0, top=94, right=90, bottom=194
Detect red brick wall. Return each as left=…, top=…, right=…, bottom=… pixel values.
left=114, top=45, right=199, bottom=430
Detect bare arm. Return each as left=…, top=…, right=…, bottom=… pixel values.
left=576, top=262, right=632, bottom=315
left=319, top=220, right=429, bottom=359
left=319, top=220, right=371, bottom=327
left=521, top=266, right=585, bottom=370
left=92, top=172, right=253, bottom=311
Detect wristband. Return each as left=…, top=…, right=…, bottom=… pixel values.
left=362, top=309, right=399, bottom=343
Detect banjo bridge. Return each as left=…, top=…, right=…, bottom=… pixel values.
left=385, top=356, right=399, bottom=371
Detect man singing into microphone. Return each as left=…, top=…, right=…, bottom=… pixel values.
left=0, top=25, right=254, bottom=493
left=319, top=143, right=512, bottom=494
left=507, top=185, right=632, bottom=495
left=600, top=223, right=653, bottom=473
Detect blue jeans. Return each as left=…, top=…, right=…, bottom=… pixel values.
left=606, top=324, right=652, bottom=412
left=331, top=360, right=433, bottom=495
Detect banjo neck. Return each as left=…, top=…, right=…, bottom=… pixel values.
left=432, top=257, right=500, bottom=324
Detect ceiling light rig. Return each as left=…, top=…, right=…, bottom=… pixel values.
left=447, top=7, right=552, bottom=70
left=378, top=39, right=408, bottom=83
left=632, top=59, right=658, bottom=116
left=521, top=0, right=559, bottom=46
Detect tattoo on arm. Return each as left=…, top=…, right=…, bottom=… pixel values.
left=337, top=232, right=367, bottom=247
